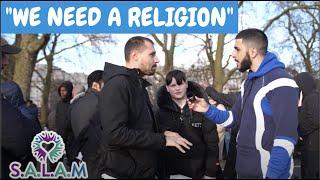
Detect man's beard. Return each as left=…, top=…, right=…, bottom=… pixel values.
left=142, top=65, right=157, bottom=76
left=239, top=53, right=252, bottom=73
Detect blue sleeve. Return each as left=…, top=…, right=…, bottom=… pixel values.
left=204, top=95, right=242, bottom=128
left=266, top=86, right=299, bottom=178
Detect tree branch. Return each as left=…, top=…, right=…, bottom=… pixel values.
left=151, top=34, right=165, bottom=48
left=36, top=36, right=99, bottom=63
left=223, top=67, right=238, bottom=85
left=263, top=4, right=318, bottom=32
left=34, top=69, right=45, bottom=83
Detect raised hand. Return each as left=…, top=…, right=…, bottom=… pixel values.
left=187, top=96, right=210, bottom=113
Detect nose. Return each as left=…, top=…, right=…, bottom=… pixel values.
left=231, top=50, right=237, bottom=59
left=154, top=56, right=160, bottom=64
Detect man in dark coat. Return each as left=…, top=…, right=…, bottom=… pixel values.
left=295, top=72, right=319, bottom=179
left=55, top=81, right=73, bottom=144
left=1, top=37, right=40, bottom=179
left=67, top=70, right=104, bottom=171
left=155, top=70, right=219, bottom=179
left=97, top=36, right=192, bottom=179
left=70, top=70, right=104, bottom=138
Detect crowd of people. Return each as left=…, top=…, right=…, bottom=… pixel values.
left=1, top=28, right=319, bottom=179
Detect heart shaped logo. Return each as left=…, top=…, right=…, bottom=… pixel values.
left=41, top=142, right=55, bottom=154
left=31, top=131, right=65, bottom=163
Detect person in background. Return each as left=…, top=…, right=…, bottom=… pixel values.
left=66, top=70, right=104, bottom=174
left=200, top=81, right=240, bottom=179
left=295, top=72, right=319, bottom=179
left=70, top=84, right=86, bottom=104
left=55, top=81, right=73, bottom=142
left=1, top=37, right=40, bottom=178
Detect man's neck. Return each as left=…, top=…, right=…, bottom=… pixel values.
left=250, top=55, right=264, bottom=72
left=126, top=62, right=144, bottom=77
left=172, top=97, right=187, bottom=109
left=126, top=61, right=137, bottom=70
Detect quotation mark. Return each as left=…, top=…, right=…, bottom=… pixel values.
left=227, top=7, right=233, bottom=15
left=6, top=7, right=13, bottom=15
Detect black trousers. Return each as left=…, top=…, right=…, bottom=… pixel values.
left=301, top=150, right=319, bottom=179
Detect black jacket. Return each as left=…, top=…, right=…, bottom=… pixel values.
left=56, top=81, right=73, bottom=143
left=97, top=62, right=166, bottom=178
left=155, top=81, right=219, bottom=178
left=70, top=89, right=98, bottom=138
left=67, top=89, right=100, bottom=171
left=295, top=73, right=320, bottom=151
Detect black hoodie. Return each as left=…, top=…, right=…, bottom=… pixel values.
left=96, top=62, right=166, bottom=178
left=55, top=81, right=73, bottom=144
left=295, top=72, right=320, bottom=151
left=155, top=81, right=219, bottom=178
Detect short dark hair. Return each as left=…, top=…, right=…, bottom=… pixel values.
left=124, top=36, right=154, bottom=62
left=87, top=70, right=104, bottom=88
left=235, top=28, right=268, bottom=55
left=166, top=70, right=187, bottom=85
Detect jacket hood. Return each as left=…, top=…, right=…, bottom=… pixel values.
left=58, top=81, right=73, bottom=102
left=248, top=51, right=285, bottom=80
left=1, top=81, right=25, bottom=108
left=156, top=81, right=208, bottom=112
left=294, top=72, right=317, bottom=96
left=19, top=104, right=38, bottom=121
left=70, top=91, right=85, bottom=104
left=103, top=62, right=151, bottom=87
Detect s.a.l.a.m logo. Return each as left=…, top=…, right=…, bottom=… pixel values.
left=9, top=130, right=88, bottom=179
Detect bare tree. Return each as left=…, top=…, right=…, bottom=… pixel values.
left=12, top=34, right=51, bottom=100
left=33, top=34, right=113, bottom=125
left=263, top=1, right=320, bottom=76
left=151, top=34, right=177, bottom=76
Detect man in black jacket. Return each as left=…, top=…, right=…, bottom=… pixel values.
left=55, top=81, right=73, bottom=148
left=67, top=70, right=104, bottom=174
left=97, top=36, right=192, bottom=179
left=70, top=70, right=104, bottom=138
left=155, top=70, right=219, bottom=179
left=295, top=72, right=319, bottom=179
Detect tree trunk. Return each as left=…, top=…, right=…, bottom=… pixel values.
left=213, top=34, right=226, bottom=92
left=151, top=34, right=176, bottom=76
left=40, top=58, right=53, bottom=125
left=12, top=34, right=50, bottom=100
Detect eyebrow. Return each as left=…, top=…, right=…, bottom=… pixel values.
left=150, top=51, right=156, bottom=56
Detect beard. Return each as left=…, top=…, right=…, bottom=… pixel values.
left=239, top=53, right=252, bottom=73
left=142, top=65, right=157, bottom=76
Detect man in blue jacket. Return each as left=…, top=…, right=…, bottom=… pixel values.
left=188, top=29, right=299, bottom=179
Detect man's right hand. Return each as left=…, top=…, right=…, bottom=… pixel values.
left=188, top=96, right=210, bottom=113
left=164, top=131, right=192, bottom=153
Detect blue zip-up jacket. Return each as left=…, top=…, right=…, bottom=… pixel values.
left=204, top=52, right=299, bottom=178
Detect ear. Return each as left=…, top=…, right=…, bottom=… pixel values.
left=92, top=82, right=100, bottom=91
left=130, top=50, right=139, bottom=62
left=249, top=47, right=258, bottom=59
left=166, top=85, right=169, bottom=92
